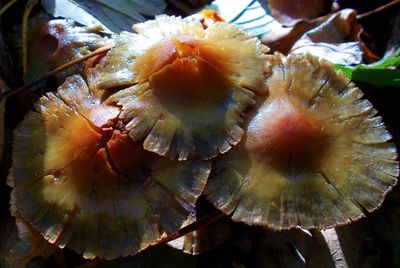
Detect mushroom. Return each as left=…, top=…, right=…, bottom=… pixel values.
left=0, top=215, right=55, bottom=267
left=8, top=75, right=210, bottom=259
left=88, top=15, right=269, bottom=160
left=25, top=19, right=107, bottom=83
left=205, top=53, right=399, bottom=229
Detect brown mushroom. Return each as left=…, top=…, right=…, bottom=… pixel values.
left=25, top=19, right=107, bottom=83
left=0, top=215, right=55, bottom=267
left=8, top=75, right=210, bottom=259
left=205, top=53, right=398, bottom=229
left=88, top=15, right=269, bottom=160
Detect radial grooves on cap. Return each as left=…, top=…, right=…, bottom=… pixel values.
left=205, top=53, right=398, bottom=229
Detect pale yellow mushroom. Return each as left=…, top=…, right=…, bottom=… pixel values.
left=25, top=19, right=107, bottom=83
left=89, top=15, right=269, bottom=160
left=205, top=53, right=398, bottom=230
left=8, top=75, right=210, bottom=259
left=0, top=215, right=56, bottom=267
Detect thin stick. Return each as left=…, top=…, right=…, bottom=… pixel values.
left=2, top=43, right=114, bottom=100
left=0, top=0, right=19, bottom=16
left=22, top=0, right=39, bottom=74
left=155, top=210, right=224, bottom=245
left=357, top=0, right=400, bottom=20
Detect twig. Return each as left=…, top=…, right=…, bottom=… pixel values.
left=357, top=0, right=400, bottom=21
left=0, top=0, right=20, bottom=16
left=154, top=209, right=224, bottom=245
left=22, top=0, right=39, bottom=74
left=2, top=43, right=114, bottom=100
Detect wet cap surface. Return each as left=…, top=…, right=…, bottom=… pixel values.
left=205, top=53, right=399, bottom=230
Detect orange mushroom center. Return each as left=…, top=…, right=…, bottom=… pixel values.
left=134, top=35, right=231, bottom=102
left=46, top=104, right=152, bottom=184
left=246, top=99, right=328, bottom=166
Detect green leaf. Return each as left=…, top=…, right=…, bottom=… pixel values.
left=336, top=48, right=400, bottom=87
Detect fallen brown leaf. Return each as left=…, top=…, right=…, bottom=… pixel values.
left=0, top=77, right=10, bottom=161
left=268, top=0, right=333, bottom=26
left=0, top=99, right=5, bottom=162
left=385, top=10, right=400, bottom=57
left=290, top=9, right=366, bottom=65
left=261, top=20, right=318, bottom=55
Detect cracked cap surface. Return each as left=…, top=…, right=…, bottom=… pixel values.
left=8, top=75, right=210, bottom=259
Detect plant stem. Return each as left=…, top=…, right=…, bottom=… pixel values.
left=155, top=210, right=224, bottom=245
left=357, top=0, right=400, bottom=20
left=22, top=0, right=39, bottom=74
left=0, top=0, right=19, bottom=17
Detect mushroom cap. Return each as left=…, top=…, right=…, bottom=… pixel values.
left=0, top=215, right=55, bottom=267
left=8, top=75, right=210, bottom=259
left=26, top=19, right=107, bottom=83
left=88, top=15, right=269, bottom=160
left=205, top=53, right=399, bottom=230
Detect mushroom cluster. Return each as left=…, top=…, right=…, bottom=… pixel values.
left=7, top=15, right=398, bottom=260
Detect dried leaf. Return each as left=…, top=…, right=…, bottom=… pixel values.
left=367, top=185, right=400, bottom=243
left=251, top=229, right=338, bottom=267
left=0, top=31, right=16, bottom=87
left=168, top=0, right=210, bottom=15
left=385, top=11, right=400, bottom=57
left=210, top=1, right=375, bottom=65
left=268, top=0, right=333, bottom=26
left=290, top=9, right=364, bottom=65
left=0, top=78, right=9, bottom=162
left=0, top=98, right=4, bottom=162
left=321, top=229, right=349, bottom=267
left=41, top=0, right=167, bottom=33
left=262, top=20, right=317, bottom=55
left=208, top=0, right=321, bottom=55
left=334, top=222, right=382, bottom=267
